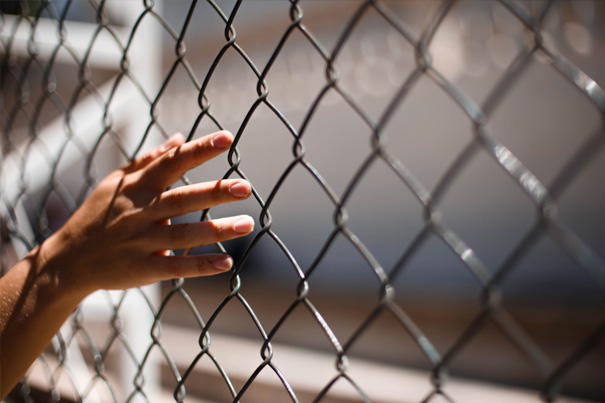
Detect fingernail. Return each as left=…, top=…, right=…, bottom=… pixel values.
left=211, top=255, right=233, bottom=271
left=161, top=133, right=184, bottom=151
left=211, top=131, right=233, bottom=149
left=230, top=181, right=251, bottom=198
left=233, top=215, right=254, bottom=234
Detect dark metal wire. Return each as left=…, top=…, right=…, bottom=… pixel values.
left=1, top=0, right=604, bottom=402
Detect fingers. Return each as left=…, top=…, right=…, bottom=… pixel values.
left=148, top=215, right=254, bottom=251
left=146, top=253, right=235, bottom=280
left=143, top=130, right=234, bottom=190
left=150, top=179, right=251, bottom=221
left=123, top=133, right=185, bottom=174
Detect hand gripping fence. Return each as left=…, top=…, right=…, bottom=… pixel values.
left=1, top=0, right=604, bottom=402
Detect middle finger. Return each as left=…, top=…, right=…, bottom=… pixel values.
left=151, top=179, right=251, bottom=221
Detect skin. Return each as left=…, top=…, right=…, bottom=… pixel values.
left=0, top=130, right=254, bottom=398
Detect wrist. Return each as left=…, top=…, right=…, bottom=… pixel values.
left=36, top=229, right=91, bottom=307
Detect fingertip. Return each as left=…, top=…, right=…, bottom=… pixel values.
left=209, top=254, right=234, bottom=271
left=229, top=180, right=251, bottom=198
left=210, top=130, right=233, bottom=149
left=233, top=215, right=255, bottom=234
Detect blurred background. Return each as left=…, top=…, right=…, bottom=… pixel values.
left=2, top=0, right=604, bottom=402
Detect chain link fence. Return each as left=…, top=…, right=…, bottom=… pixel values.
left=1, top=0, right=604, bottom=402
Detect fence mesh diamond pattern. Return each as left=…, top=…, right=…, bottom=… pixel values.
left=1, top=0, right=604, bottom=402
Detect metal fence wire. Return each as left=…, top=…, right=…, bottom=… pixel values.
left=1, top=0, right=604, bottom=402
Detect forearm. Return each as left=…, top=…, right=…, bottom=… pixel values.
left=0, top=233, right=85, bottom=398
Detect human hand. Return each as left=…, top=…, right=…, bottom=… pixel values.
left=43, top=130, right=253, bottom=299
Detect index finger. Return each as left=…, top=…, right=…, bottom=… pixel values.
left=122, top=133, right=185, bottom=174
left=143, top=130, right=233, bottom=190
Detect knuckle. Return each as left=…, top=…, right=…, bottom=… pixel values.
left=165, top=258, right=184, bottom=278
left=165, top=188, right=187, bottom=212
left=162, top=147, right=183, bottom=171
left=211, top=181, right=224, bottom=202
left=196, top=258, right=208, bottom=275
left=166, top=147, right=179, bottom=161
left=192, top=141, right=207, bottom=161
left=206, top=220, right=223, bottom=239
left=170, top=223, right=190, bottom=245
left=137, top=153, right=153, bottom=167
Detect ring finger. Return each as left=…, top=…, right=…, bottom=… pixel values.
left=148, top=215, right=255, bottom=252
